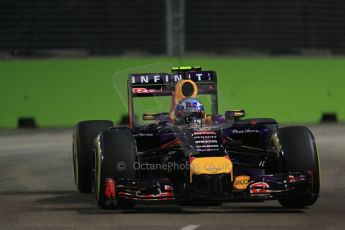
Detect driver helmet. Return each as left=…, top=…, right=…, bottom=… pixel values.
left=175, top=98, right=205, bottom=125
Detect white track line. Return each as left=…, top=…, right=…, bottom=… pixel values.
left=180, top=225, right=200, bottom=230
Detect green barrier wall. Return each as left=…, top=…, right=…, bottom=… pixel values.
left=0, top=57, right=344, bottom=128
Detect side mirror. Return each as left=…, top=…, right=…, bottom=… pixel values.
left=225, top=110, right=245, bottom=121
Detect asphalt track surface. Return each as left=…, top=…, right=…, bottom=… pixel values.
left=0, top=125, right=344, bottom=230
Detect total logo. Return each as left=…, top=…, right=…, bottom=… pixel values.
left=234, top=175, right=250, bottom=190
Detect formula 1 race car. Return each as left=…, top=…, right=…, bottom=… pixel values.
left=72, top=66, right=320, bottom=209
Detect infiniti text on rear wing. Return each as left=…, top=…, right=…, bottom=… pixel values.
left=128, top=71, right=217, bottom=97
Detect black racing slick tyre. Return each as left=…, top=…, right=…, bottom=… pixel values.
left=93, top=129, right=137, bottom=209
left=73, top=120, right=113, bottom=193
left=278, top=126, right=320, bottom=208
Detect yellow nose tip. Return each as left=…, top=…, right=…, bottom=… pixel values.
left=189, top=156, right=233, bottom=182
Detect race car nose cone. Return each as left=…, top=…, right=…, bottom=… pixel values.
left=189, top=156, right=233, bottom=182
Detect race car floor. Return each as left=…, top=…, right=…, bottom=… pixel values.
left=0, top=125, right=344, bottom=230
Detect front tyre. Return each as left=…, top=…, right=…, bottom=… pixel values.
left=93, top=129, right=137, bottom=209
left=73, top=120, right=113, bottom=193
left=278, top=126, right=320, bottom=208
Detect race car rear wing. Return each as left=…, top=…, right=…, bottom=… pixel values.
left=128, top=71, right=217, bottom=97
left=127, top=69, right=218, bottom=127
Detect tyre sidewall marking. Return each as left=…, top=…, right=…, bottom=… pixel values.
left=73, top=132, right=79, bottom=188
left=96, top=137, right=102, bottom=200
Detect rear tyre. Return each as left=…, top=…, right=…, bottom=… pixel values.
left=94, top=129, right=137, bottom=209
left=73, top=120, right=113, bottom=193
left=278, top=126, right=320, bottom=208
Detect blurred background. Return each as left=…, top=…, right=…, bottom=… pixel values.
left=0, top=0, right=344, bottom=128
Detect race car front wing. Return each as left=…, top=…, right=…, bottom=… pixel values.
left=102, top=172, right=312, bottom=204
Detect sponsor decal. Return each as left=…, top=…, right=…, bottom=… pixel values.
left=196, top=144, right=219, bottom=148
left=288, top=175, right=297, bottom=183
left=231, top=129, right=260, bottom=134
left=189, top=156, right=233, bottom=182
left=130, top=72, right=215, bottom=84
left=193, top=135, right=217, bottom=139
left=192, top=132, right=219, bottom=151
left=132, top=88, right=160, bottom=94
left=192, top=131, right=216, bottom=135
left=131, top=75, right=170, bottom=84
left=250, top=182, right=270, bottom=195
left=104, top=178, right=116, bottom=199
left=195, top=140, right=218, bottom=144
left=137, top=133, right=154, bottom=137
left=164, top=185, right=173, bottom=191
left=234, top=175, right=250, bottom=190
left=287, top=175, right=306, bottom=183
